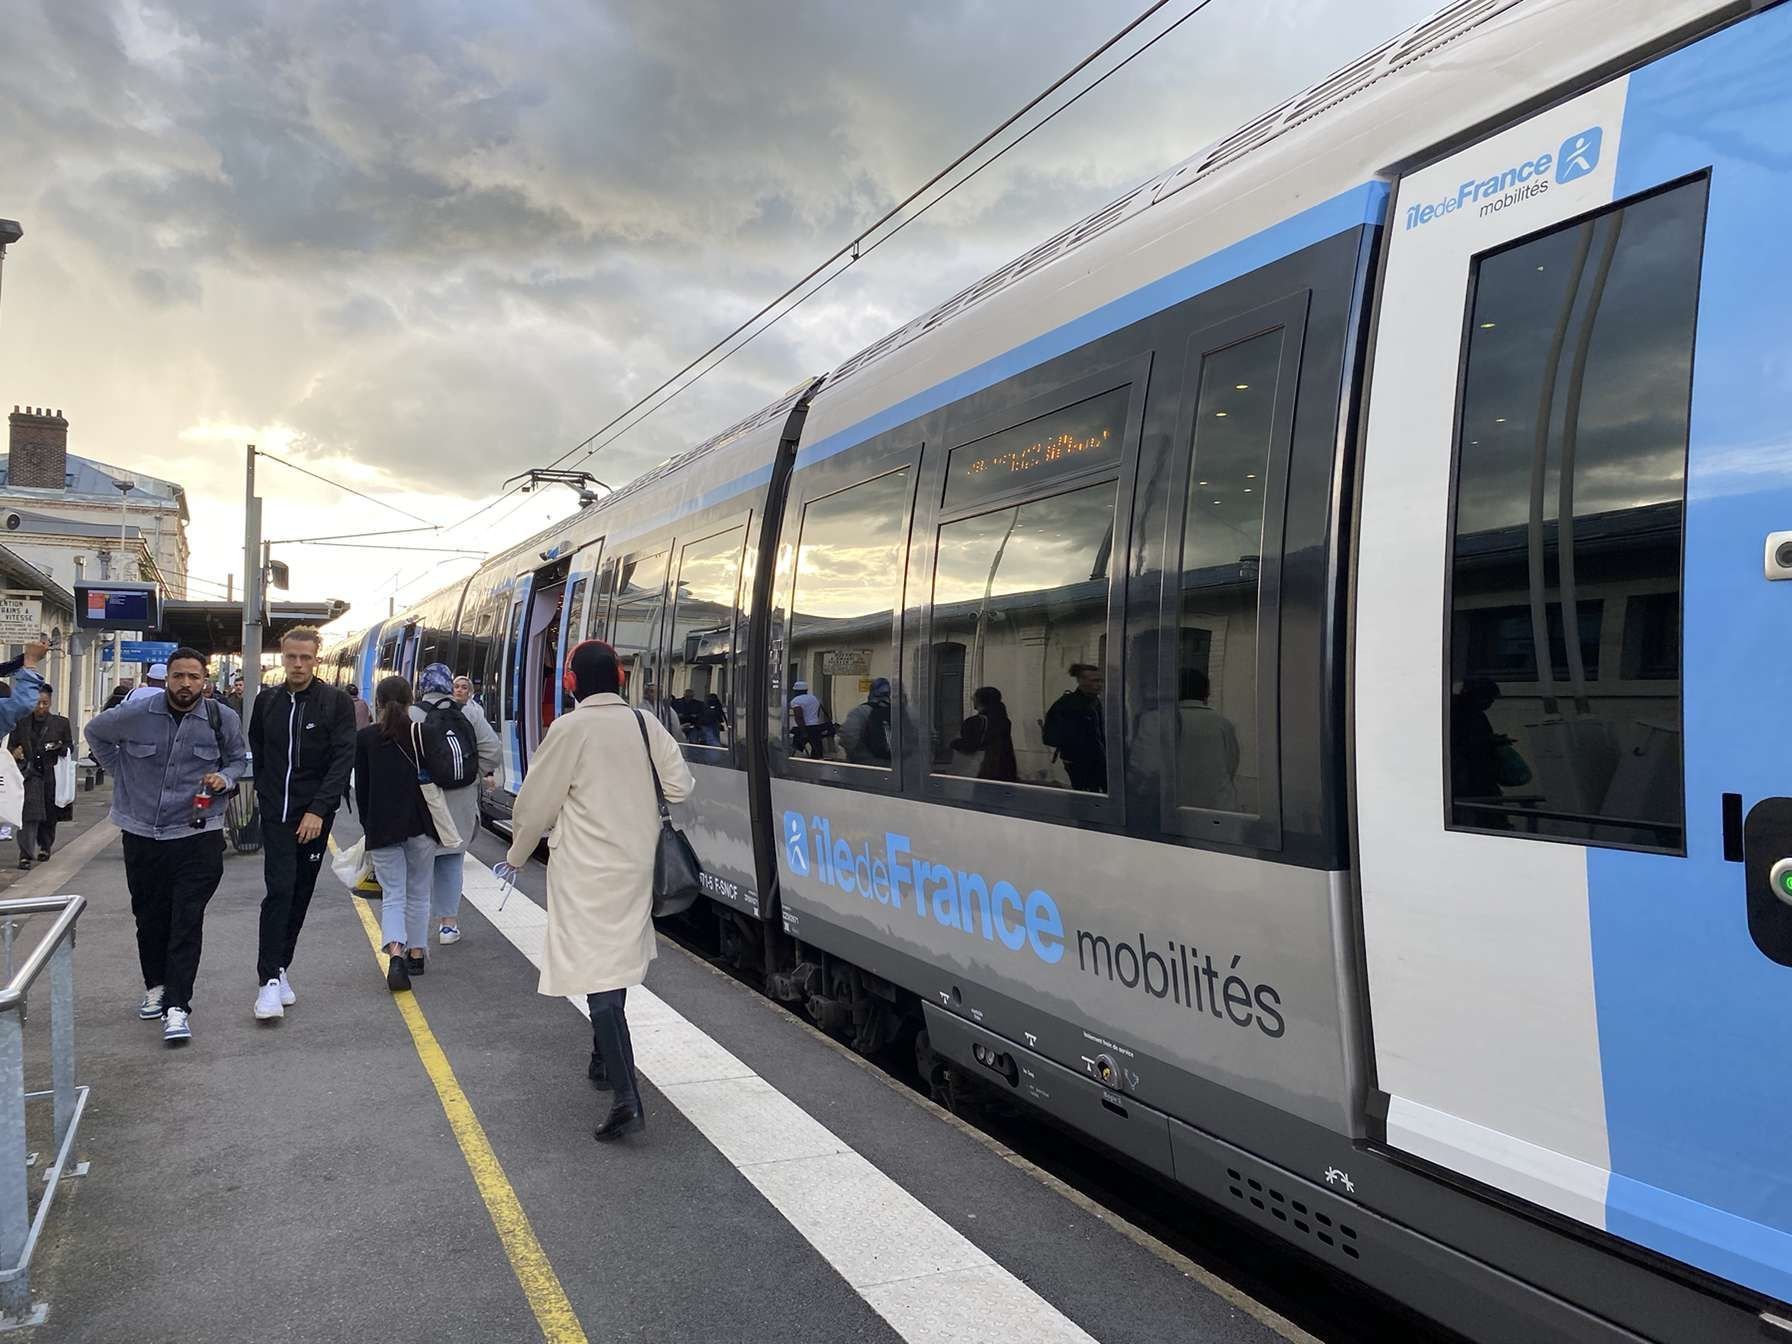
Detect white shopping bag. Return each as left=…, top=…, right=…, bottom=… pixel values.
left=330, top=837, right=373, bottom=890
left=0, top=750, right=21, bottom=830
left=53, top=756, right=76, bottom=809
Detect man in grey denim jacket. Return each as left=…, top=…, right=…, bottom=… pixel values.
left=86, top=647, right=249, bottom=1045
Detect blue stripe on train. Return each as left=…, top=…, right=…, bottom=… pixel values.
left=1594, top=6, right=1792, bottom=1302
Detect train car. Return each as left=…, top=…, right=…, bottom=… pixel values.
left=323, top=2, right=1792, bottom=1337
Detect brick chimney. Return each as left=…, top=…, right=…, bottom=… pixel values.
left=7, top=406, right=68, bottom=489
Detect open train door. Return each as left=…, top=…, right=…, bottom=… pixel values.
left=1353, top=18, right=1792, bottom=1305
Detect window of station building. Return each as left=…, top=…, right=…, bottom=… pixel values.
left=610, top=551, right=670, bottom=714
left=787, top=469, right=911, bottom=768
left=930, top=481, right=1115, bottom=793
left=1143, top=328, right=1286, bottom=817
left=1445, top=179, right=1705, bottom=853
left=667, top=527, right=744, bottom=751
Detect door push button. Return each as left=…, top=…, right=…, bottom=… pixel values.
left=1766, top=530, right=1792, bottom=580
left=1772, top=858, right=1792, bottom=909
left=1742, top=798, right=1792, bottom=965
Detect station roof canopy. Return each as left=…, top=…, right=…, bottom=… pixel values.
left=156, top=598, right=351, bottom=655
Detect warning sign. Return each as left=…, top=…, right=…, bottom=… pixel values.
left=0, top=591, right=43, bottom=644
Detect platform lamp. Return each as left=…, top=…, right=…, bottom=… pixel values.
left=0, top=219, right=20, bottom=340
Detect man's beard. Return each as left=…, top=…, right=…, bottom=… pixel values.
left=168, top=688, right=200, bottom=710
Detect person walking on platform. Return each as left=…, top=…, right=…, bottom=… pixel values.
left=496, top=640, right=694, bottom=1142
left=223, top=674, right=245, bottom=719
left=353, top=676, right=448, bottom=991
left=9, top=682, right=72, bottom=868
left=85, top=647, right=248, bottom=1045
left=246, top=627, right=356, bottom=1022
left=412, top=663, right=500, bottom=947
left=348, top=682, right=370, bottom=731
left=126, top=663, right=168, bottom=704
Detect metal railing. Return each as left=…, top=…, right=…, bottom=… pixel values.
left=0, top=895, right=88, bottom=1327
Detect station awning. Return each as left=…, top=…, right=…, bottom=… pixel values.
left=156, top=598, right=351, bottom=655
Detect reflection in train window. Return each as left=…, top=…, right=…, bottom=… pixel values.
left=787, top=469, right=911, bottom=767
left=931, top=482, right=1115, bottom=792
left=667, top=527, right=744, bottom=751
left=1446, top=178, right=1705, bottom=852
left=609, top=550, right=670, bottom=717
left=1158, top=329, right=1284, bottom=814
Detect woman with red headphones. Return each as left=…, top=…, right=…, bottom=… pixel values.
left=496, top=641, right=694, bottom=1141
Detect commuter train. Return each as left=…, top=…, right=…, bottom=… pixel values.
left=319, top=2, right=1792, bottom=1337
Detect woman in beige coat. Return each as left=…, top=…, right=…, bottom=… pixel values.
left=500, top=640, right=694, bottom=1141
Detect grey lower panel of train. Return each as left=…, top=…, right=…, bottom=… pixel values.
left=768, top=777, right=1362, bottom=1137
left=675, top=760, right=761, bottom=918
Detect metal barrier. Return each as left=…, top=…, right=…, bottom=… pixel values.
left=0, top=895, right=88, bottom=1327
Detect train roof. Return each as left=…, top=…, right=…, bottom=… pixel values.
left=379, top=0, right=1744, bottom=636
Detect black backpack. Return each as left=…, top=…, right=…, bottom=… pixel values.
left=419, top=697, right=480, bottom=789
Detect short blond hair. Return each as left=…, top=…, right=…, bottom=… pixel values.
left=280, top=626, right=323, bottom=650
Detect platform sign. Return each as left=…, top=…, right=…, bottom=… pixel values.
left=100, top=640, right=179, bottom=664
left=74, top=581, right=160, bottom=631
left=0, top=590, right=43, bottom=643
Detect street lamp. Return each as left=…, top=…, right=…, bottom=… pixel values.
left=0, top=219, right=20, bottom=340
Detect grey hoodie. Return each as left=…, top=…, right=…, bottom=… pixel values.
left=85, top=694, right=251, bottom=840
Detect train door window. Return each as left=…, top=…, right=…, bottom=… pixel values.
left=1444, top=179, right=1705, bottom=852
left=591, top=558, right=618, bottom=642
left=420, top=627, right=444, bottom=671
left=787, top=469, right=911, bottom=768
left=610, top=550, right=670, bottom=713
left=667, top=526, right=745, bottom=754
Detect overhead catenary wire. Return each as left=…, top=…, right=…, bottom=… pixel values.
left=555, top=0, right=1220, bottom=482
left=255, top=447, right=441, bottom=529
left=370, top=0, right=1207, bottom=605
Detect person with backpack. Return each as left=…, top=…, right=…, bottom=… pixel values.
left=353, top=676, right=451, bottom=991
left=84, top=647, right=249, bottom=1045
left=838, top=678, right=893, bottom=766
left=413, top=663, right=501, bottom=946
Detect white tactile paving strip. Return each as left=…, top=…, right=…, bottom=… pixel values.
left=457, top=858, right=1098, bottom=1343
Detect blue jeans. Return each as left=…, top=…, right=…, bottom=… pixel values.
left=431, top=851, right=464, bottom=922
left=371, top=835, right=435, bottom=951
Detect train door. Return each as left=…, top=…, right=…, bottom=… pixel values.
left=1353, top=21, right=1792, bottom=1303
left=497, top=575, right=533, bottom=792
left=551, top=540, right=603, bottom=720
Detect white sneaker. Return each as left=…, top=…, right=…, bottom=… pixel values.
left=163, top=1007, right=191, bottom=1044
left=277, top=968, right=296, bottom=1006
left=437, top=924, right=462, bottom=945
left=138, top=986, right=165, bottom=1020
left=253, top=979, right=285, bottom=1021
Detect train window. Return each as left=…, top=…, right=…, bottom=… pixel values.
left=944, top=386, right=1127, bottom=512
left=1161, top=328, right=1286, bottom=815
left=609, top=550, right=670, bottom=714
left=591, top=559, right=617, bottom=642
left=787, top=469, right=911, bottom=767
left=666, top=527, right=744, bottom=752
left=1445, top=178, right=1705, bottom=852
left=930, top=482, right=1115, bottom=791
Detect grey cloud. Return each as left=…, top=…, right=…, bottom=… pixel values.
left=131, top=266, right=203, bottom=307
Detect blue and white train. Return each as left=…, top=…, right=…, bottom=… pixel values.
left=321, top=3, right=1792, bottom=1337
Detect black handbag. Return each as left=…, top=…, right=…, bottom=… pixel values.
left=629, top=709, right=704, bottom=918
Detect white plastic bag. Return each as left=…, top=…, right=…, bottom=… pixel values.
left=53, top=756, right=76, bottom=809
left=0, top=750, right=21, bottom=830
left=330, top=837, right=372, bottom=889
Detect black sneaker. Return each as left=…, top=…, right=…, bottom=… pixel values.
left=386, top=955, right=411, bottom=992
left=16, top=858, right=29, bottom=871
left=406, top=952, right=426, bottom=978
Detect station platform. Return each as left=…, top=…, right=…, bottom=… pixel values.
left=19, top=813, right=1325, bottom=1344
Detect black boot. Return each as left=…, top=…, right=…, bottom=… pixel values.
left=594, top=1101, right=644, bottom=1141
left=587, top=1052, right=612, bottom=1091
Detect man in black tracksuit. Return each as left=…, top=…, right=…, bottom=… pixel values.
left=245, top=627, right=357, bottom=1022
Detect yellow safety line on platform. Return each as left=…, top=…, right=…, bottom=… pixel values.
left=347, top=893, right=589, bottom=1344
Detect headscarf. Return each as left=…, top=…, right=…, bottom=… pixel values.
left=419, top=662, right=455, bottom=696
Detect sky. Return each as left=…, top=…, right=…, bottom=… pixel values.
left=0, top=0, right=1439, bottom=638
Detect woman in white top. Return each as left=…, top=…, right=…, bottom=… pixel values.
left=499, top=640, right=693, bottom=1141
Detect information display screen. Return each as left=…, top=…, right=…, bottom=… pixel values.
left=75, top=582, right=160, bottom=631
left=945, top=385, right=1127, bottom=512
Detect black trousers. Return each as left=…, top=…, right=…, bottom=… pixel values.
left=17, top=818, right=56, bottom=860
left=587, top=989, right=639, bottom=1108
left=258, top=814, right=332, bottom=983
left=124, top=830, right=225, bottom=1015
